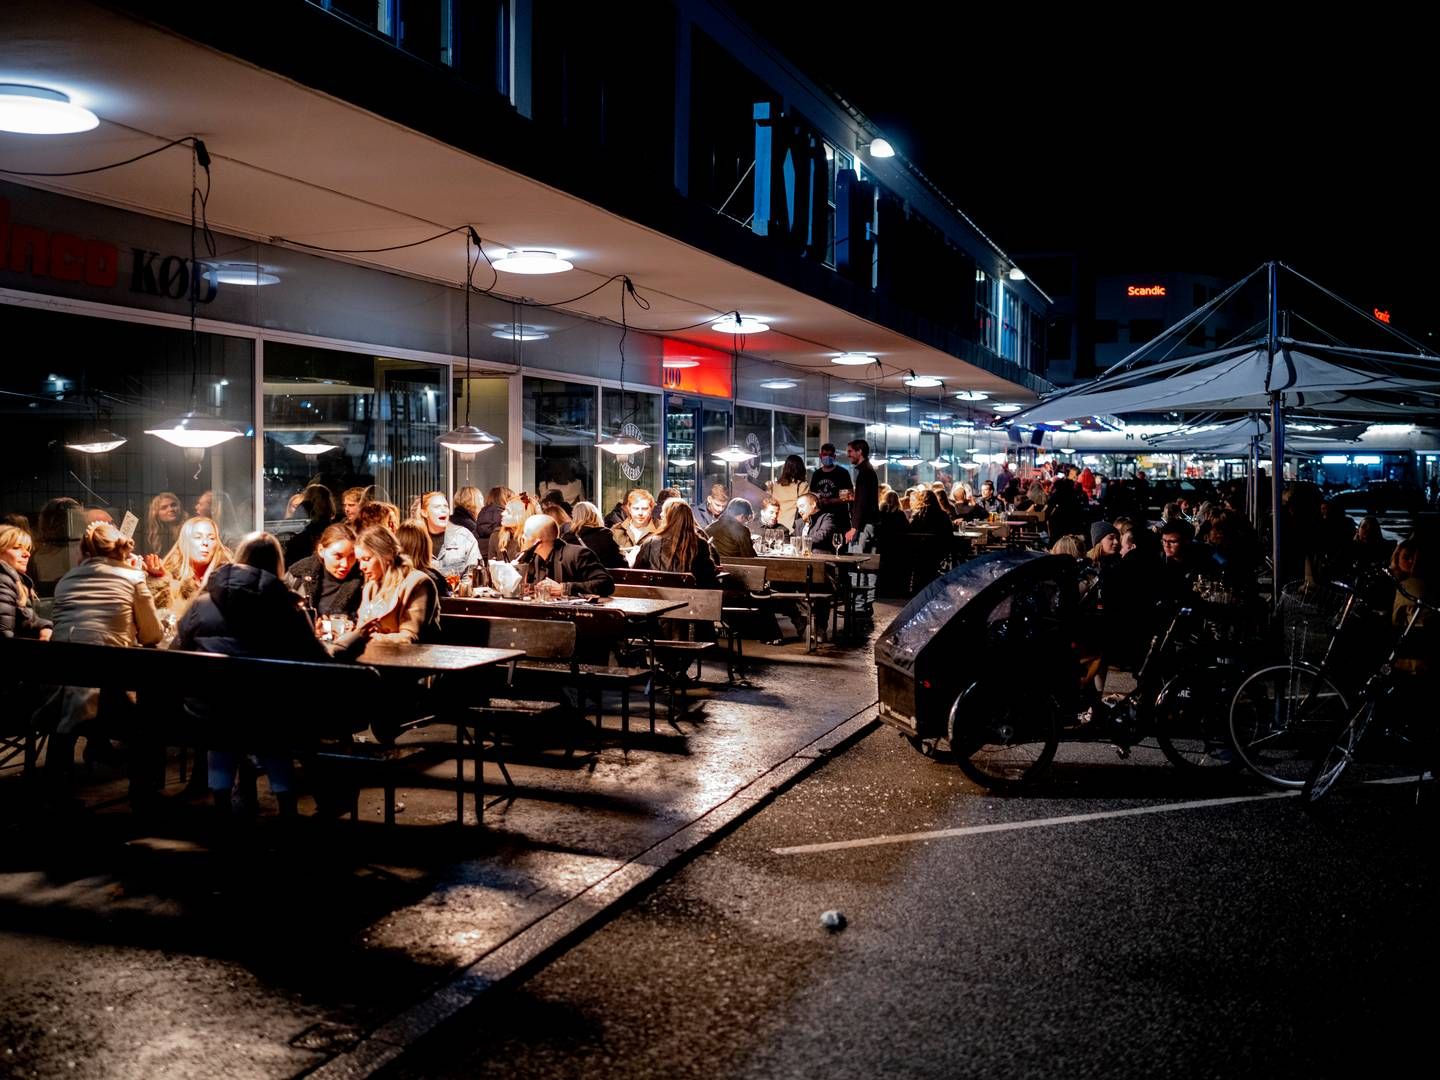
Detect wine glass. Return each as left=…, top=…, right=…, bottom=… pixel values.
left=831, top=531, right=845, bottom=556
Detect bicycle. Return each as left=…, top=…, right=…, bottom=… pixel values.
left=1226, top=577, right=1388, bottom=788
left=1302, top=579, right=1436, bottom=803
left=949, top=578, right=1252, bottom=789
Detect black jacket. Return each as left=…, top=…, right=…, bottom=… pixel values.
left=0, top=562, right=50, bottom=639
left=851, top=459, right=879, bottom=533
left=571, top=524, right=625, bottom=569
left=283, top=519, right=329, bottom=569
left=519, top=541, right=615, bottom=596
left=705, top=516, right=757, bottom=560
left=794, top=510, right=839, bottom=548
left=284, top=555, right=363, bottom=616
left=451, top=504, right=481, bottom=540
left=633, top=534, right=720, bottom=588
left=473, top=504, right=503, bottom=542
left=173, top=564, right=331, bottom=662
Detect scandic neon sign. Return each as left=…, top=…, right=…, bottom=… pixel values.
left=1127, top=285, right=1166, bottom=297
left=1374, top=308, right=1391, bottom=324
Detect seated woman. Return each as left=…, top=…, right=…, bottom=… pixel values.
left=44, top=522, right=165, bottom=780
left=284, top=523, right=363, bottom=616
left=396, top=520, right=452, bottom=598
left=355, top=525, right=440, bottom=643
left=633, top=498, right=720, bottom=588
left=142, top=491, right=183, bottom=558
left=474, top=486, right=513, bottom=542
left=171, top=531, right=339, bottom=820
left=151, top=516, right=232, bottom=616
left=569, top=501, right=624, bottom=568
left=873, top=491, right=911, bottom=598
left=487, top=494, right=538, bottom=562
left=0, top=524, right=52, bottom=639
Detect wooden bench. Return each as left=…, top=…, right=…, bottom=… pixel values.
left=611, top=585, right=730, bottom=705
left=0, top=637, right=432, bottom=822
left=609, top=568, right=697, bottom=588
left=720, top=557, right=836, bottom=652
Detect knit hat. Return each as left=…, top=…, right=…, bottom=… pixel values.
left=1089, top=521, right=1119, bottom=547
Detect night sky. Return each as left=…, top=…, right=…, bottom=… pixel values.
left=727, top=4, right=1438, bottom=342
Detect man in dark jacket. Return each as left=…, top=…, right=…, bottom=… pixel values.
left=706, top=498, right=757, bottom=560
left=518, top=516, right=614, bottom=597
left=794, top=492, right=838, bottom=549
left=844, top=439, right=879, bottom=547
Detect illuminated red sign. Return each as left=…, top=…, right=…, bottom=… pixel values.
left=661, top=339, right=733, bottom=398
left=1374, top=308, right=1391, bottom=324
left=1127, top=285, right=1166, bottom=298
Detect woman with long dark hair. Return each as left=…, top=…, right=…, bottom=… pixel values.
left=633, top=499, right=719, bottom=588
left=766, top=454, right=810, bottom=531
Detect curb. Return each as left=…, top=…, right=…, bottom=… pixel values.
left=304, top=704, right=880, bottom=1080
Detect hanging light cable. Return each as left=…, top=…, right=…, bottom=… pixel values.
left=597, top=279, right=651, bottom=457
left=146, top=139, right=247, bottom=463
left=438, top=227, right=504, bottom=455
left=713, top=327, right=757, bottom=464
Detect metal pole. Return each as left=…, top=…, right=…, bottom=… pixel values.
left=1247, top=431, right=1260, bottom=524
left=1267, top=262, right=1283, bottom=603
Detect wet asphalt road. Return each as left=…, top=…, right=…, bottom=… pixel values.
left=385, top=728, right=1437, bottom=1080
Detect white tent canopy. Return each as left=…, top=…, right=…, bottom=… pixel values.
left=1143, top=415, right=1367, bottom=455
left=1019, top=340, right=1440, bottom=423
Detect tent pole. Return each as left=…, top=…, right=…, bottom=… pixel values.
left=1248, top=431, right=1260, bottom=524
left=1268, top=261, right=1283, bottom=604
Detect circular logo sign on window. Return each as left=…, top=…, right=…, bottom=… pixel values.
left=743, top=432, right=762, bottom=482
left=620, top=422, right=646, bottom=482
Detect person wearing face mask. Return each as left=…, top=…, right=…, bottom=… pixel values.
left=808, top=443, right=854, bottom=524
left=284, top=523, right=363, bottom=617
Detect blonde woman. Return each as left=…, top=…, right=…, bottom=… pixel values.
left=396, top=520, right=452, bottom=598
left=451, top=485, right=483, bottom=539
left=569, top=501, right=624, bottom=568
left=0, top=525, right=51, bottom=639
left=152, top=516, right=231, bottom=614
left=488, top=493, right=538, bottom=562
left=143, top=491, right=183, bottom=558
left=357, top=500, right=402, bottom=533
left=766, top=455, right=809, bottom=531
left=354, top=525, right=440, bottom=643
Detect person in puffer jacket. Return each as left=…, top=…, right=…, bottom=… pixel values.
left=171, top=531, right=348, bottom=819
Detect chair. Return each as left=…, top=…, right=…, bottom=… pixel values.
left=611, top=585, right=728, bottom=710
left=609, top=568, right=697, bottom=588
left=741, top=559, right=836, bottom=653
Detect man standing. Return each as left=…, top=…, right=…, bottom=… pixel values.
left=808, top=443, right=854, bottom=525
left=705, top=498, right=757, bottom=559
left=519, top=515, right=614, bottom=597
left=418, top=491, right=480, bottom=580
left=844, top=439, right=878, bottom=547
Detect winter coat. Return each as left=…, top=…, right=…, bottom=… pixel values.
left=451, top=504, right=481, bottom=541
left=284, top=555, right=363, bottom=616
left=473, top=504, right=503, bottom=542
left=519, top=542, right=616, bottom=596
left=0, top=561, right=50, bottom=639
left=571, top=524, right=625, bottom=569
left=357, top=570, right=440, bottom=643
left=172, top=564, right=330, bottom=662
left=633, top=533, right=720, bottom=589
left=49, top=558, right=163, bottom=649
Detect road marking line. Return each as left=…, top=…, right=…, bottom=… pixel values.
left=772, top=791, right=1300, bottom=856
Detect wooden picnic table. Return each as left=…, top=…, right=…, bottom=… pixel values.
left=357, top=641, right=524, bottom=674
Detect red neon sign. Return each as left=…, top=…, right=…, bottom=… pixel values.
left=1127, top=285, right=1166, bottom=297
left=1373, top=308, right=1391, bottom=324
left=661, top=339, right=733, bottom=397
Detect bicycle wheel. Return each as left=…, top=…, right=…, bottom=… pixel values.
left=1153, top=671, right=1240, bottom=773
left=949, top=680, right=1059, bottom=789
left=1228, top=664, right=1351, bottom=788
left=1303, top=701, right=1375, bottom=803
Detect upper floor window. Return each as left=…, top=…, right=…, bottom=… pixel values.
left=824, top=144, right=854, bottom=268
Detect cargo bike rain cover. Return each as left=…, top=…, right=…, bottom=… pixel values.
left=874, top=551, right=1070, bottom=675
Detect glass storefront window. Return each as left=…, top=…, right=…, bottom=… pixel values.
left=523, top=377, right=595, bottom=505
left=452, top=373, right=510, bottom=497
left=732, top=405, right=771, bottom=504
left=774, top=410, right=808, bottom=478
left=262, top=341, right=447, bottom=536
left=600, top=388, right=660, bottom=517
left=0, top=304, right=255, bottom=596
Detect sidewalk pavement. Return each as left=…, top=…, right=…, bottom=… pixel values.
left=0, top=603, right=898, bottom=1080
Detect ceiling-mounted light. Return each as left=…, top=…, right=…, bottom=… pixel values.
left=492, top=324, right=549, bottom=341
left=146, top=413, right=247, bottom=450
left=903, top=374, right=943, bottom=388
left=714, top=443, right=757, bottom=463
left=831, top=353, right=876, bottom=367
left=669, top=457, right=696, bottom=468
left=760, top=378, right=798, bottom=390
left=869, top=137, right=896, bottom=158
left=885, top=404, right=911, bottom=414
left=65, top=429, right=127, bottom=455
left=1060, top=447, right=1077, bottom=455
left=286, top=435, right=342, bottom=457
left=0, top=84, right=99, bottom=134
left=662, top=356, right=701, bottom=369
left=895, top=452, right=924, bottom=467
left=711, top=314, right=769, bottom=334
left=491, top=249, right=573, bottom=274
left=1007, top=267, right=1027, bottom=282
left=207, top=264, right=280, bottom=286
left=953, top=390, right=989, bottom=401
left=925, top=413, right=953, bottom=421
left=992, top=403, right=1023, bottom=414
left=1060, top=422, right=1083, bottom=432
left=437, top=425, right=501, bottom=454
left=596, top=431, right=651, bottom=458
left=930, top=456, right=950, bottom=468
left=829, top=392, right=865, bottom=403
left=760, top=458, right=787, bottom=468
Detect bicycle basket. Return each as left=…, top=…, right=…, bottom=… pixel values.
left=1277, top=580, right=1353, bottom=664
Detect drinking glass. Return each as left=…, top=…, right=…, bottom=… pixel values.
left=832, top=532, right=845, bottom=555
